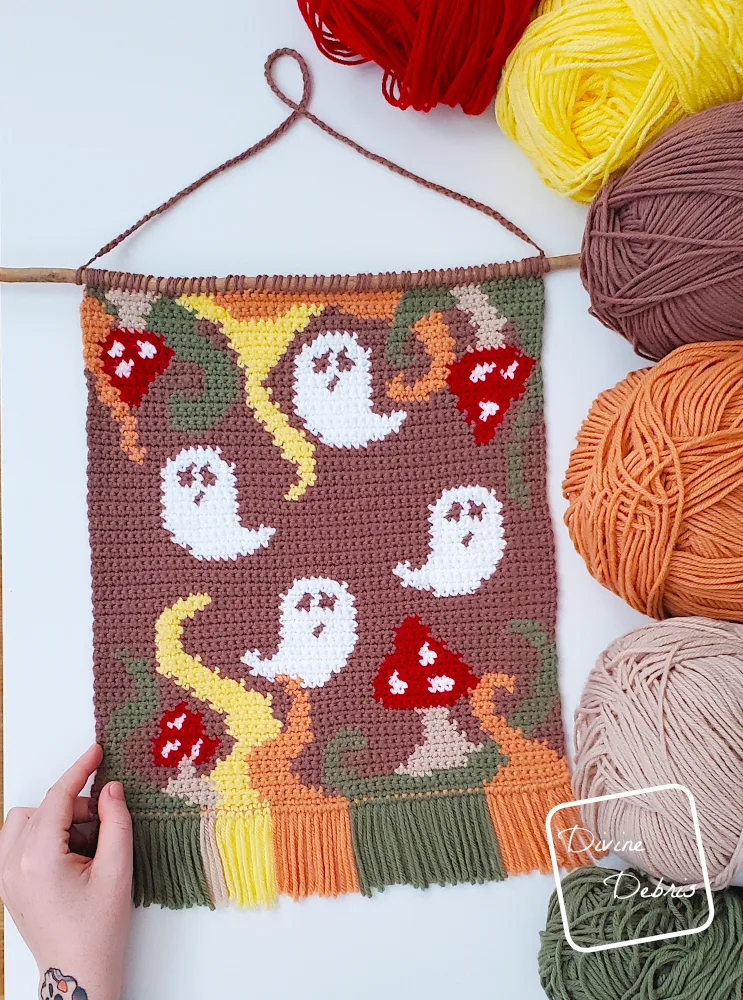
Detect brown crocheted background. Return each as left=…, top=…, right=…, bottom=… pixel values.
left=81, top=272, right=578, bottom=908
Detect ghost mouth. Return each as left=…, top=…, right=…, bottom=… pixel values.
left=461, top=532, right=474, bottom=548
left=326, top=375, right=340, bottom=393
left=192, top=489, right=205, bottom=507
left=313, top=623, right=326, bottom=638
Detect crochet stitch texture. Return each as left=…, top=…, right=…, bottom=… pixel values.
left=83, top=272, right=578, bottom=908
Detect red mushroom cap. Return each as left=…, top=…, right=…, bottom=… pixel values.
left=372, top=616, right=479, bottom=710
left=153, top=702, right=218, bottom=767
left=447, top=343, right=534, bottom=445
left=101, top=328, right=174, bottom=408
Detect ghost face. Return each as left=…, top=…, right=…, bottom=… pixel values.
left=293, top=331, right=406, bottom=448
left=242, top=577, right=358, bottom=688
left=161, top=445, right=275, bottom=560
left=393, top=485, right=505, bottom=597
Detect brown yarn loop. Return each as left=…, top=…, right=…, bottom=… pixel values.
left=563, top=342, right=743, bottom=621
left=581, top=101, right=743, bottom=361
left=81, top=47, right=543, bottom=272
left=264, top=46, right=314, bottom=112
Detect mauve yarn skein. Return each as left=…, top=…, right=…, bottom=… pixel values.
left=563, top=342, right=743, bottom=621
left=582, top=102, right=743, bottom=361
left=573, top=618, right=743, bottom=890
left=539, top=867, right=743, bottom=1000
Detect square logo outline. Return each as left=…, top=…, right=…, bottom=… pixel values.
left=545, top=783, right=715, bottom=954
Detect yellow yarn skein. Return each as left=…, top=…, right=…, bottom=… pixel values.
left=495, top=0, right=743, bottom=202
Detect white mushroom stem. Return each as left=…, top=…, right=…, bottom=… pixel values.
left=164, top=758, right=219, bottom=809
left=395, top=705, right=481, bottom=778
left=452, top=284, right=509, bottom=349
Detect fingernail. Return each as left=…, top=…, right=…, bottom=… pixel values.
left=108, top=781, right=125, bottom=801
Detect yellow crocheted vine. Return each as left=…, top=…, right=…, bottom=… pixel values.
left=155, top=594, right=282, bottom=906
left=177, top=296, right=323, bottom=500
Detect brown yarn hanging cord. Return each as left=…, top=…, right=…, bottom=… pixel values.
left=71, top=47, right=550, bottom=294
left=84, top=48, right=544, bottom=269
left=0, top=48, right=582, bottom=291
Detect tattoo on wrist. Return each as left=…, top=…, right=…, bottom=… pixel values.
left=41, top=969, right=88, bottom=1000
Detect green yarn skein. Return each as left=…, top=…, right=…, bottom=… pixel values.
left=539, top=867, right=743, bottom=1000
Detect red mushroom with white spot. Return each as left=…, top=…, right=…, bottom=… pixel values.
left=153, top=702, right=218, bottom=768
left=101, top=328, right=174, bottom=408
left=372, top=616, right=482, bottom=777
left=446, top=343, right=534, bottom=445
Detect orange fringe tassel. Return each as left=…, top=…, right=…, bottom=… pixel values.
left=272, top=804, right=359, bottom=899
left=247, top=677, right=360, bottom=898
left=484, top=779, right=582, bottom=875
left=471, top=672, right=583, bottom=875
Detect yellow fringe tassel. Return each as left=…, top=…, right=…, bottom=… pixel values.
left=215, top=809, right=277, bottom=908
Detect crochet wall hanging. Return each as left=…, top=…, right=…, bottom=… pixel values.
left=30, top=49, right=581, bottom=909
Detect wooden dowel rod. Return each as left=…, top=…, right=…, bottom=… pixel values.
left=0, top=267, right=80, bottom=283
left=545, top=253, right=582, bottom=271
left=0, top=253, right=581, bottom=293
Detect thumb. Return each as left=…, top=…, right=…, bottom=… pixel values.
left=93, top=781, right=133, bottom=884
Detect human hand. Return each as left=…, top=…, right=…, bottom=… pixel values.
left=0, top=744, right=132, bottom=1000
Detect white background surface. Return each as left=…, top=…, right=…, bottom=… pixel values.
left=1, top=2, right=648, bottom=997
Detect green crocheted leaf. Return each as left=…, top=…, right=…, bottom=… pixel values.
left=323, top=727, right=506, bottom=800
left=104, top=649, right=198, bottom=817
left=147, top=296, right=240, bottom=432
left=506, top=620, right=559, bottom=736
left=481, top=277, right=544, bottom=358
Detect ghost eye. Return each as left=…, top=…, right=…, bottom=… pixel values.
left=295, top=592, right=313, bottom=612
left=312, top=352, right=332, bottom=375
left=468, top=501, right=486, bottom=520
left=177, top=465, right=197, bottom=488
left=335, top=349, right=355, bottom=373
left=445, top=502, right=463, bottom=522
left=200, top=465, right=218, bottom=487
left=317, top=592, right=337, bottom=610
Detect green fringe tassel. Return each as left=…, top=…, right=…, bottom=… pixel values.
left=350, top=790, right=505, bottom=896
left=132, top=815, right=212, bottom=910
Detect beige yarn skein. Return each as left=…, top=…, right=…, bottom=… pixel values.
left=573, top=618, right=743, bottom=889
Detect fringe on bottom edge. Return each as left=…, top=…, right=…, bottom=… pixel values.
left=349, top=790, right=505, bottom=896
left=273, top=806, right=360, bottom=900
left=132, top=814, right=211, bottom=909
left=131, top=784, right=579, bottom=908
left=485, top=780, right=583, bottom=876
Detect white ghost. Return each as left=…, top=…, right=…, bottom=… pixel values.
left=293, top=331, right=407, bottom=448
left=393, top=485, right=506, bottom=597
left=242, top=577, right=358, bottom=688
left=161, top=445, right=274, bottom=560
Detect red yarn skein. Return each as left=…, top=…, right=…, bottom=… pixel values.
left=298, top=0, right=535, bottom=115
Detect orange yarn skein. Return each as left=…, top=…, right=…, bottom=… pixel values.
left=563, top=343, right=743, bottom=621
